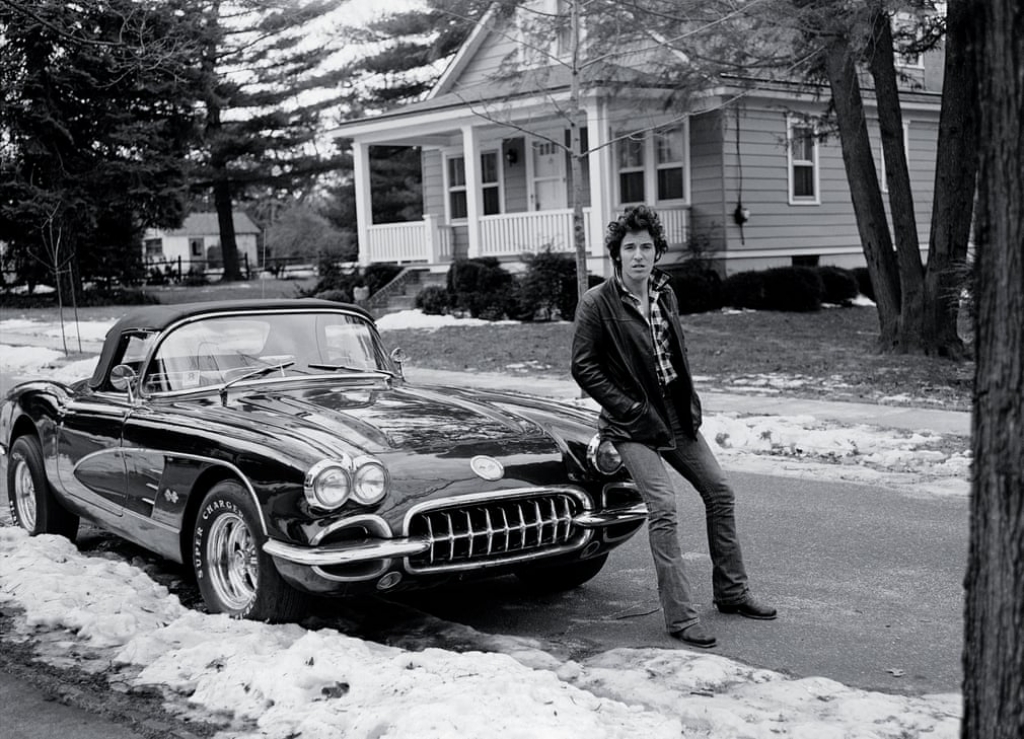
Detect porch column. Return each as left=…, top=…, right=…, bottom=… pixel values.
left=461, top=125, right=483, bottom=258
left=587, top=100, right=613, bottom=276
left=353, top=140, right=372, bottom=268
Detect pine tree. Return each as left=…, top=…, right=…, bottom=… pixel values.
left=187, top=0, right=355, bottom=281
left=0, top=0, right=203, bottom=293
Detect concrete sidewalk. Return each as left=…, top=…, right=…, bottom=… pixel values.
left=404, top=367, right=972, bottom=437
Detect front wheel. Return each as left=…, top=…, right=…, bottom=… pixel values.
left=514, top=553, right=609, bottom=593
left=192, top=480, right=305, bottom=622
left=6, top=435, right=78, bottom=540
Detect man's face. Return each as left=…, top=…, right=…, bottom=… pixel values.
left=619, top=229, right=656, bottom=284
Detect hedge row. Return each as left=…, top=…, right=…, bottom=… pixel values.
left=671, top=264, right=863, bottom=314
left=416, top=254, right=603, bottom=322
left=415, top=258, right=869, bottom=321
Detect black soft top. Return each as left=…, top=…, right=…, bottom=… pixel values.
left=89, top=298, right=369, bottom=389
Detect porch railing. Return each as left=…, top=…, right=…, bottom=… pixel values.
left=478, top=208, right=592, bottom=257
left=365, top=214, right=452, bottom=264
left=363, top=207, right=687, bottom=265
left=659, top=207, right=688, bottom=247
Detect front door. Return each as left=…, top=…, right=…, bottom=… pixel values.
left=531, top=140, right=567, bottom=211
left=55, top=393, right=130, bottom=515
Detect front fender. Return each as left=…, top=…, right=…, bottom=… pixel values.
left=1, top=381, right=75, bottom=470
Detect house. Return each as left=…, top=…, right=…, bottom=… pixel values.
left=143, top=212, right=261, bottom=276
left=330, top=4, right=943, bottom=278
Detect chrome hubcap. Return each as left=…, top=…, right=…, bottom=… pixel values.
left=13, top=459, right=37, bottom=530
left=207, top=512, right=258, bottom=611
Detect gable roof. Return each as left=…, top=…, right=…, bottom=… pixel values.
left=162, top=212, right=260, bottom=237
left=428, top=3, right=501, bottom=99
left=331, top=61, right=674, bottom=137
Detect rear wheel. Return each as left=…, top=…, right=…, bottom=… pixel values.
left=514, top=553, right=609, bottom=593
left=192, top=480, right=305, bottom=622
left=6, top=435, right=78, bottom=540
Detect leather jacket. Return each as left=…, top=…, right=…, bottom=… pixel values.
left=571, top=271, right=702, bottom=448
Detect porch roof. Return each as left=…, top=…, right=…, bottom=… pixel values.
left=329, top=62, right=672, bottom=138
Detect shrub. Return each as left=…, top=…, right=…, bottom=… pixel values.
left=302, top=254, right=371, bottom=299
left=762, top=266, right=823, bottom=311
left=667, top=263, right=723, bottom=314
left=722, top=270, right=768, bottom=309
left=182, top=267, right=208, bottom=286
left=302, top=269, right=361, bottom=299
left=145, top=267, right=169, bottom=286
left=363, top=263, right=403, bottom=294
left=723, top=266, right=823, bottom=312
left=447, top=258, right=516, bottom=319
left=315, top=288, right=354, bottom=303
left=818, top=266, right=859, bottom=305
left=853, top=267, right=875, bottom=301
left=516, top=249, right=578, bottom=321
left=416, top=285, right=451, bottom=315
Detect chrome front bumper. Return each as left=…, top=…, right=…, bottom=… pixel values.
left=262, top=502, right=647, bottom=567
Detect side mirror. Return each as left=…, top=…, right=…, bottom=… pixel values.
left=389, top=347, right=407, bottom=379
left=110, top=364, right=138, bottom=401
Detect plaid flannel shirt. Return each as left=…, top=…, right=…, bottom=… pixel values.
left=616, top=270, right=679, bottom=390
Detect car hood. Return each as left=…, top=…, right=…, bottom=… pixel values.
left=153, top=380, right=590, bottom=461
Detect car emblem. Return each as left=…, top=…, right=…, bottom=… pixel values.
left=470, top=455, right=504, bottom=481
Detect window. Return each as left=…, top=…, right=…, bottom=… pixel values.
left=190, top=238, right=204, bottom=257
left=144, top=238, right=163, bottom=259
left=447, top=156, right=468, bottom=220
left=516, top=0, right=577, bottom=66
left=447, top=152, right=501, bottom=219
left=788, top=121, right=819, bottom=204
left=893, top=12, right=925, bottom=68
left=616, top=131, right=645, bottom=204
left=880, top=124, right=910, bottom=193
left=104, top=331, right=157, bottom=391
left=655, top=126, right=686, bottom=201
left=480, top=151, right=501, bottom=216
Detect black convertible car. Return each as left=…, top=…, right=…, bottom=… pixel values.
left=1, top=299, right=646, bottom=621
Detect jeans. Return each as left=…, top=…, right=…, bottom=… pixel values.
left=614, top=399, right=750, bottom=633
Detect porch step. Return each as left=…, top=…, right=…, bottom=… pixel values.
left=368, top=268, right=448, bottom=317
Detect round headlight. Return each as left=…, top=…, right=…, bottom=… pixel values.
left=305, top=459, right=351, bottom=510
left=586, top=434, right=624, bottom=476
left=352, top=456, right=389, bottom=505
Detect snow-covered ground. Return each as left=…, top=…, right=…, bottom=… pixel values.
left=0, top=311, right=967, bottom=738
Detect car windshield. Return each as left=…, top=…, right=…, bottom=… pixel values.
left=141, top=310, right=388, bottom=394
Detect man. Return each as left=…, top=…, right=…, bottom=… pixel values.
left=571, top=204, right=776, bottom=648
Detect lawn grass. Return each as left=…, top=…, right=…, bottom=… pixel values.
left=2, top=280, right=974, bottom=411
left=386, top=306, right=974, bottom=411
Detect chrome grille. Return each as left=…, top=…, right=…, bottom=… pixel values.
left=406, top=490, right=589, bottom=572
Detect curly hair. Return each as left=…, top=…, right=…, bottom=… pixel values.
left=605, top=204, right=669, bottom=264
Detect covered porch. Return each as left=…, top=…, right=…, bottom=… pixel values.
left=362, top=207, right=689, bottom=266
left=335, top=84, right=693, bottom=276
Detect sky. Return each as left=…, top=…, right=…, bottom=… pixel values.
left=0, top=310, right=969, bottom=739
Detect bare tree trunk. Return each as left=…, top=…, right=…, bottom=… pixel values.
left=924, top=0, right=978, bottom=360
left=568, top=0, right=588, bottom=303
left=214, top=172, right=243, bottom=281
left=201, top=7, right=242, bottom=284
left=823, top=35, right=901, bottom=349
left=962, top=0, right=1024, bottom=736
left=866, top=6, right=925, bottom=352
